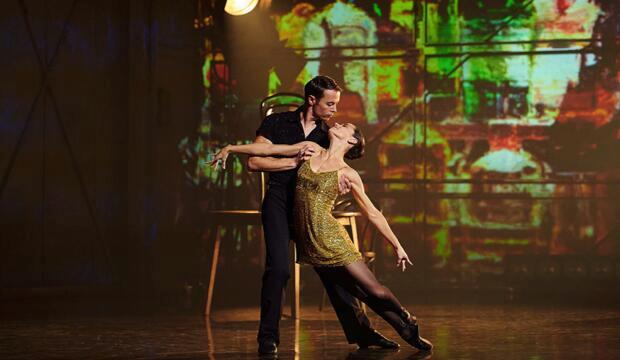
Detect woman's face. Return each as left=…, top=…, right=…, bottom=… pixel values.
left=329, top=122, right=356, bottom=141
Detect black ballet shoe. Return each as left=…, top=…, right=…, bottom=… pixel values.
left=398, top=309, right=433, bottom=351
left=357, top=330, right=400, bottom=349
left=401, top=325, right=433, bottom=352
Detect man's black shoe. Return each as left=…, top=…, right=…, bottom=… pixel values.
left=357, top=330, right=400, bottom=349
left=258, top=339, right=278, bottom=355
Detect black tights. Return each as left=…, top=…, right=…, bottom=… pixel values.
left=315, top=260, right=416, bottom=335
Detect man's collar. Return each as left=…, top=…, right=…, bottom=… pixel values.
left=318, top=119, right=329, bottom=133
left=290, top=105, right=329, bottom=133
left=287, top=106, right=304, bottom=122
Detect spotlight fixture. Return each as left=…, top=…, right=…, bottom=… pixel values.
left=224, top=0, right=259, bottom=16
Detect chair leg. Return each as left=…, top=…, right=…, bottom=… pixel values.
left=292, top=262, right=300, bottom=318
left=259, top=226, right=265, bottom=268
left=289, top=243, right=300, bottom=319
left=350, top=216, right=359, bottom=249
left=205, top=225, right=222, bottom=316
left=319, top=288, right=327, bottom=311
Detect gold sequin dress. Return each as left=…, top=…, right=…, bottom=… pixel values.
left=294, top=161, right=363, bottom=267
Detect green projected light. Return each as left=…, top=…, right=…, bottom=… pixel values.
left=184, top=0, right=619, bottom=275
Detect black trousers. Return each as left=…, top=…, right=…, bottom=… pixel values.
left=258, top=188, right=373, bottom=344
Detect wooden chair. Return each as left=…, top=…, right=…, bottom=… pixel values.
left=204, top=210, right=262, bottom=316
left=204, top=93, right=305, bottom=318
left=260, top=93, right=305, bottom=319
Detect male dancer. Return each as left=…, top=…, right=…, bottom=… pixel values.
left=248, top=76, right=398, bottom=355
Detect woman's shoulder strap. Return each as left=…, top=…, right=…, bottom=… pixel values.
left=336, top=164, right=352, bottom=173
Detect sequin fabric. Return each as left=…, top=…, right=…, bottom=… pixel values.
left=294, top=161, right=362, bottom=267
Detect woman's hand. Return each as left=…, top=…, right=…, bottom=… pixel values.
left=296, top=147, right=312, bottom=164
left=210, top=145, right=231, bottom=170
left=297, top=142, right=321, bottom=162
left=299, top=141, right=321, bottom=158
left=394, top=246, right=413, bottom=272
left=300, top=141, right=321, bottom=152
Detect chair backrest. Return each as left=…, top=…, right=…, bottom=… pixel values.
left=257, top=92, right=305, bottom=201
left=260, top=92, right=305, bottom=119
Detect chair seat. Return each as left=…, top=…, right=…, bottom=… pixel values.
left=332, top=211, right=362, bottom=217
left=208, top=210, right=262, bottom=223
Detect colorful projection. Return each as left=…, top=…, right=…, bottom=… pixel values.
left=181, top=0, right=620, bottom=277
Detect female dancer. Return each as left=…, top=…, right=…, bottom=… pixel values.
left=211, top=122, right=432, bottom=351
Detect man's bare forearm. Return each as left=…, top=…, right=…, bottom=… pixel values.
left=228, top=142, right=303, bottom=157
left=247, top=156, right=298, bottom=172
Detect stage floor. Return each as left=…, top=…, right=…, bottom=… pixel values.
left=2, top=303, right=620, bottom=359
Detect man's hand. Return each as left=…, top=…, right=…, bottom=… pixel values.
left=338, top=174, right=352, bottom=195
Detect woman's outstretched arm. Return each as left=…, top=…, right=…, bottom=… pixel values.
left=211, top=141, right=318, bottom=170
left=342, top=167, right=413, bottom=271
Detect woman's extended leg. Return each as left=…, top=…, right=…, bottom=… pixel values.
left=339, top=260, right=433, bottom=351
left=343, top=260, right=405, bottom=317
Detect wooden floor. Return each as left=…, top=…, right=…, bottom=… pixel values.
left=2, top=302, right=620, bottom=359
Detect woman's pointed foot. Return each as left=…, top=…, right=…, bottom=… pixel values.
left=403, top=328, right=433, bottom=352
left=398, top=308, right=433, bottom=351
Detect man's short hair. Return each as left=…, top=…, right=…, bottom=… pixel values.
left=304, top=75, right=342, bottom=102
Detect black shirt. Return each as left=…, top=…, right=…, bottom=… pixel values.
left=256, top=107, right=330, bottom=194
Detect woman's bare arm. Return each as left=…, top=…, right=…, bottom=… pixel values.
left=342, top=167, right=413, bottom=271
left=211, top=141, right=318, bottom=170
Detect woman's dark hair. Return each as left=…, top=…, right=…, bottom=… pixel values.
left=304, top=75, right=342, bottom=102
left=345, top=127, right=365, bottom=160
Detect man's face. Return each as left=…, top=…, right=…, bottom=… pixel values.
left=309, top=89, right=340, bottom=122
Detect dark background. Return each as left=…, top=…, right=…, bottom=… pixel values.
left=1, top=0, right=204, bottom=303
left=1, top=0, right=619, bottom=311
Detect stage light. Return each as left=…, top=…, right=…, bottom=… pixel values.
left=225, top=0, right=259, bottom=16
